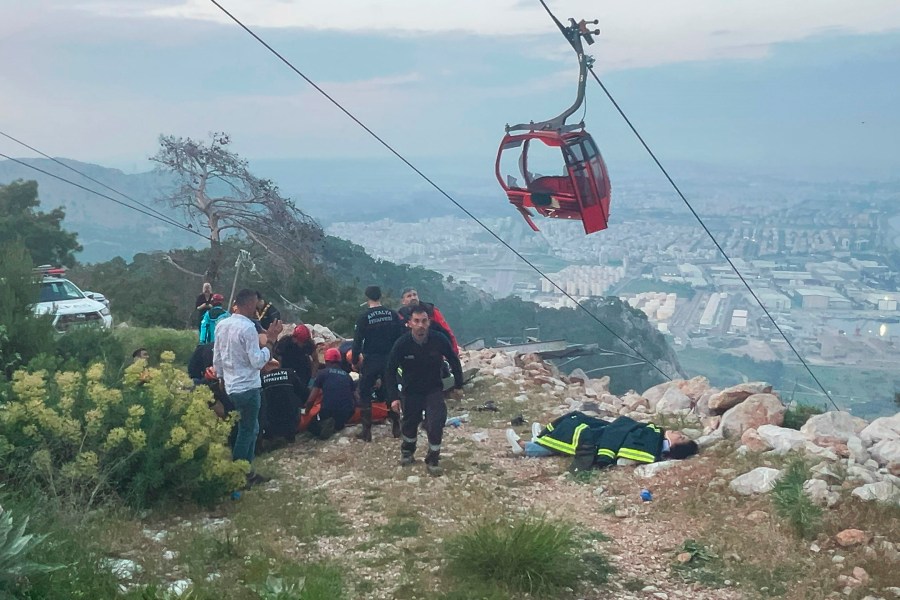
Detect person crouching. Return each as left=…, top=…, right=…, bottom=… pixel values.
left=305, top=348, right=357, bottom=440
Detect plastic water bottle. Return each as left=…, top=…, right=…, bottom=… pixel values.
left=640, top=488, right=652, bottom=502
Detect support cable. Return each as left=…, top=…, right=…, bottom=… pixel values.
left=208, top=0, right=671, bottom=379
left=584, top=66, right=840, bottom=410
left=0, top=130, right=198, bottom=233
left=0, top=152, right=211, bottom=241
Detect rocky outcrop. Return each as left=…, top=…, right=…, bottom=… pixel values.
left=729, top=467, right=783, bottom=495
left=457, top=345, right=898, bottom=508
left=720, top=394, right=785, bottom=438
left=707, top=382, right=773, bottom=414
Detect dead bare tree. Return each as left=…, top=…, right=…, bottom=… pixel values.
left=151, top=132, right=322, bottom=285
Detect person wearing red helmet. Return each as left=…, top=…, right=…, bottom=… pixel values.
left=305, top=347, right=358, bottom=440
left=273, top=324, right=318, bottom=395
left=199, top=293, right=228, bottom=344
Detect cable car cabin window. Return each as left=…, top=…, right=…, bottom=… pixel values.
left=523, top=137, right=574, bottom=198
left=498, top=139, right=526, bottom=190
left=571, top=163, right=597, bottom=207
left=580, top=137, right=608, bottom=197
left=523, top=138, right=569, bottom=183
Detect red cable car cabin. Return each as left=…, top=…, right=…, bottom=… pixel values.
left=495, top=129, right=611, bottom=234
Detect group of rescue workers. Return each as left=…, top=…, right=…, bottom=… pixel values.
left=184, top=282, right=697, bottom=488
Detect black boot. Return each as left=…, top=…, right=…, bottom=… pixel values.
left=388, top=409, right=401, bottom=439
left=425, top=450, right=443, bottom=476
left=400, top=438, right=416, bottom=465
left=356, top=408, right=373, bottom=442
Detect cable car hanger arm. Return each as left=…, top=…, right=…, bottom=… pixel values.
left=506, top=1, right=600, bottom=133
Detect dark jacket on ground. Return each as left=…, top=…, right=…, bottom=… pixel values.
left=535, top=412, right=666, bottom=471
left=385, top=331, right=463, bottom=399
left=352, top=305, right=404, bottom=363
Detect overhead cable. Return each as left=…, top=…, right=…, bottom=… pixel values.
left=208, top=0, right=671, bottom=379
left=583, top=58, right=839, bottom=410
left=0, top=151, right=211, bottom=241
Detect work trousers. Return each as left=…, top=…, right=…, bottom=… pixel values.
left=230, top=388, right=261, bottom=465
left=400, top=389, right=446, bottom=456
left=358, top=354, right=388, bottom=408
left=307, top=407, right=354, bottom=437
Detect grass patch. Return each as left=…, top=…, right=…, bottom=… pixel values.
left=770, top=459, right=821, bottom=539
left=672, top=539, right=726, bottom=587
left=445, top=516, right=611, bottom=595
left=380, top=514, right=421, bottom=538
left=231, top=487, right=347, bottom=542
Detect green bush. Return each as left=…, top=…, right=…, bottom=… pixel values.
left=114, top=327, right=200, bottom=367
left=771, top=459, right=822, bottom=539
left=0, top=354, right=247, bottom=510
left=445, top=517, right=610, bottom=595
left=782, top=403, right=825, bottom=430
left=0, top=241, right=55, bottom=378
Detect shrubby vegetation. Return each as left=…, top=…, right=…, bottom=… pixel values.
left=445, top=517, right=611, bottom=596
left=0, top=356, right=246, bottom=510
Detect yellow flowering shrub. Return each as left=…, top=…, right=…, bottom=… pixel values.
left=0, top=357, right=247, bottom=509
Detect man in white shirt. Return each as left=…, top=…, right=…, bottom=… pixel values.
left=214, top=288, right=283, bottom=485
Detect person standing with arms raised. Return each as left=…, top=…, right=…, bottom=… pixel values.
left=385, top=305, right=463, bottom=476
left=351, top=285, right=404, bottom=441
left=213, top=288, right=283, bottom=487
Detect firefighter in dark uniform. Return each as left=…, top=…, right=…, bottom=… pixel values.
left=260, top=359, right=305, bottom=443
left=385, top=305, right=463, bottom=476
left=352, top=285, right=404, bottom=441
left=531, top=411, right=699, bottom=471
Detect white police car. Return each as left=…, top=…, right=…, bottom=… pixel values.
left=32, top=266, right=113, bottom=332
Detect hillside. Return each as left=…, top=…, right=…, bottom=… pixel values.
left=38, top=344, right=899, bottom=599
left=0, top=158, right=198, bottom=262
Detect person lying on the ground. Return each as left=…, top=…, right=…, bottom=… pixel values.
left=505, top=411, right=698, bottom=471
left=305, top=348, right=358, bottom=440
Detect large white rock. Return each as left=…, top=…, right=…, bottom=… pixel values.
left=655, top=386, right=693, bottom=414
left=859, top=414, right=900, bottom=447
left=696, top=429, right=724, bottom=449
left=585, top=376, right=611, bottom=396
left=567, top=367, right=589, bottom=383
left=634, top=460, right=679, bottom=478
left=676, top=376, right=711, bottom=402
left=492, top=366, right=519, bottom=379
left=846, top=465, right=880, bottom=485
left=801, top=411, right=868, bottom=443
left=847, top=435, right=869, bottom=464
left=708, top=382, right=773, bottom=414
left=622, top=392, right=649, bottom=412
left=851, top=481, right=900, bottom=504
left=803, top=478, right=840, bottom=507
left=870, top=439, right=900, bottom=469
left=730, top=467, right=783, bottom=495
left=720, top=394, right=786, bottom=439
left=490, top=352, right=516, bottom=369
left=757, top=425, right=808, bottom=454
left=642, top=381, right=678, bottom=410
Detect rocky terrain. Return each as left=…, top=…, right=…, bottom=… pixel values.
left=100, top=343, right=899, bottom=599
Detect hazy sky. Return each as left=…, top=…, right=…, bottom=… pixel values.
left=2, top=0, right=899, bottom=179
